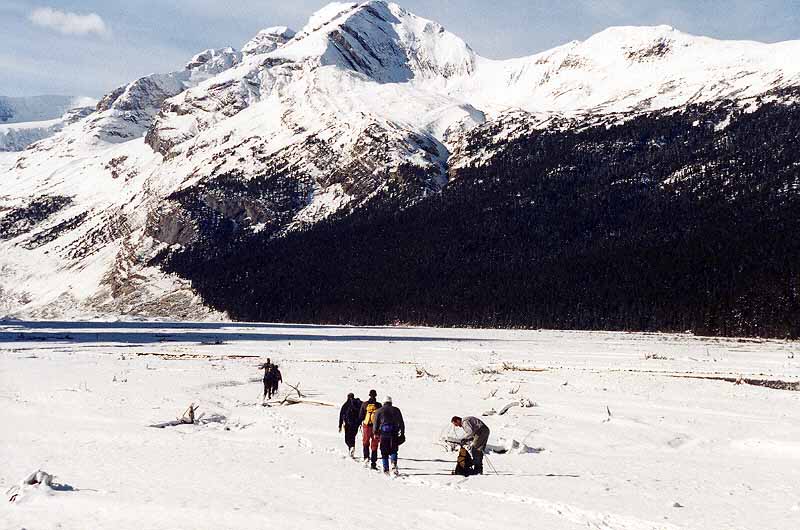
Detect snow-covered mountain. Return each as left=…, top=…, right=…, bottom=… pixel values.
left=0, top=106, right=94, bottom=152
left=2, top=0, right=800, bottom=320
left=0, top=95, right=95, bottom=124
left=0, top=96, right=96, bottom=152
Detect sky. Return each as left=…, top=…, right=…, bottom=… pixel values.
left=2, top=0, right=799, bottom=97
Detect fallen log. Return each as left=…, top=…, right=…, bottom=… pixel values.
left=280, top=397, right=334, bottom=407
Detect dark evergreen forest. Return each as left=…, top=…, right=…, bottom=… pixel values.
left=161, top=95, right=800, bottom=338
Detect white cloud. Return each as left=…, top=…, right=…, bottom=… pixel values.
left=29, top=7, right=110, bottom=37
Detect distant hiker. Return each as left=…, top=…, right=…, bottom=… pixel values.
left=451, top=416, right=490, bottom=475
left=269, top=364, right=282, bottom=398
left=260, top=358, right=274, bottom=401
left=339, top=393, right=362, bottom=457
left=359, top=389, right=381, bottom=469
left=373, top=396, right=405, bottom=475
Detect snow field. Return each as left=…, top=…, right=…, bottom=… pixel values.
left=1, top=322, right=799, bottom=529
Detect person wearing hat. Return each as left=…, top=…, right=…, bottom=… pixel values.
left=373, top=396, right=405, bottom=475
left=339, top=392, right=362, bottom=457
left=359, top=389, right=381, bottom=469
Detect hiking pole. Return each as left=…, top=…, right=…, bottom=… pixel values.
left=484, top=454, right=500, bottom=476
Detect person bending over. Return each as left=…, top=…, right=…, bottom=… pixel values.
left=451, top=416, right=490, bottom=475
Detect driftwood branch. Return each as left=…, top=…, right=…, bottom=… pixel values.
left=286, top=382, right=306, bottom=398
left=280, top=397, right=333, bottom=407
left=181, top=403, right=199, bottom=424
left=498, top=402, right=519, bottom=415
left=149, top=403, right=202, bottom=429
left=415, top=366, right=439, bottom=378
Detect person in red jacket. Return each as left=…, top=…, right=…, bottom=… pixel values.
left=359, top=389, right=381, bottom=469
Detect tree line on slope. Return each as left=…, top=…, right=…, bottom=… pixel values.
left=162, top=95, right=800, bottom=338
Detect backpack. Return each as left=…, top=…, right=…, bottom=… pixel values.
left=380, top=422, right=396, bottom=435
left=453, top=447, right=473, bottom=476
left=345, top=399, right=362, bottom=425
left=363, top=403, right=378, bottom=426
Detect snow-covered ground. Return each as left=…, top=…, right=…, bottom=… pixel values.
left=0, top=152, right=19, bottom=173
left=1, top=321, right=798, bottom=529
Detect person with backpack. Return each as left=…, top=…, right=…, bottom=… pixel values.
left=339, top=393, right=362, bottom=457
left=451, top=416, right=490, bottom=475
left=269, top=364, right=282, bottom=398
left=261, top=359, right=274, bottom=401
left=373, top=396, right=405, bottom=475
left=359, top=389, right=381, bottom=469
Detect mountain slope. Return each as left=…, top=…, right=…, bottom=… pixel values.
left=1, top=0, right=798, bottom=331
left=164, top=93, right=800, bottom=337
left=457, top=25, right=800, bottom=115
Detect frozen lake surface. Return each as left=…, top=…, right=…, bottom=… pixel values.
left=1, top=321, right=799, bottom=529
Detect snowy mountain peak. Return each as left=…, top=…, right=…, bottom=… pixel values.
left=50, top=46, right=245, bottom=146
left=577, top=24, right=689, bottom=61
left=281, top=0, right=476, bottom=82
left=589, top=24, right=678, bottom=40
left=241, top=26, right=296, bottom=56
left=185, top=47, right=241, bottom=73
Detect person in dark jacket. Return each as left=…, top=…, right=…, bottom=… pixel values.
left=269, top=364, right=282, bottom=398
left=373, top=396, right=405, bottom=475
left=339, top=393, right=362, bottom=457
left=451, top=416, right=490, bottom=475
left=261, top=358, right=274, bottom=401
left=359, top=389, right=381, bottom=469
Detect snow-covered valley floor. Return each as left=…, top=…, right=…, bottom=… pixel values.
left=1, top=322, right=799, bottom=529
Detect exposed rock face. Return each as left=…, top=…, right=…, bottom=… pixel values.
left=85, top=47, right=244, bottom=143
left=0, top=195, right=73, bottom=240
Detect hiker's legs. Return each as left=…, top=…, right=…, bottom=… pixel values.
left=263, top=381, right=269, bottom=400
left=380, top=435, right=392, bottom=472
left=471, top=426, right=490, bottom=474
left=471, top=446, right=484, bottom=474
left=391, top=435, right=399, bottom=467
left=362, top=425, right=373, bottom=459
left=370, top=432, right=380, bottom=466
left=344, top=425, right=357, bottom=449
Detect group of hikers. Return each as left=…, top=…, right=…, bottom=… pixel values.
left=339, top=390, right=491, bottom=476
left=260, top=358, right=283, bottom=401
left=257, top=360, right=490, bottom=476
